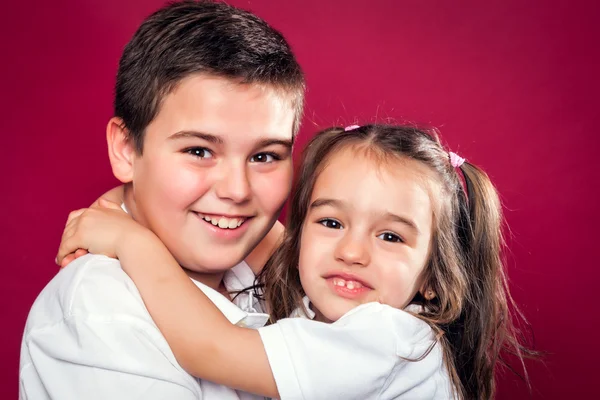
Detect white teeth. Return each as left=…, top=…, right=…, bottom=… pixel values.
left=349, top=281, right=364, bottom=289
left=332, top=277, right=364, bottom=290
left=198, top=214, right=245, bottom=229
left=333, top=278, right=345, bottom=287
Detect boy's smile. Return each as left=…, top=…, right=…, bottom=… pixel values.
left=193, top=212, right=253, bottom=240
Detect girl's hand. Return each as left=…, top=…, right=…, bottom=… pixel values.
left=58, top=248, right=90, bottom=268
left=57, top=186, right=126, bottom=267
left=56, top=198, right=146, bottom=267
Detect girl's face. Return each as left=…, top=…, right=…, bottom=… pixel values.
left=298, top=146, right=436, bottom=322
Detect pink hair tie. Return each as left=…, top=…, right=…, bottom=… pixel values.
left=344, top=125, right=360, bottom=131
left=449, top=152, right=465, bottom=168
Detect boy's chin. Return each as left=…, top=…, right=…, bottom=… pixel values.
left=180, top=249, right=251, bottom=273
left=183, top=258, right=244, bottom=274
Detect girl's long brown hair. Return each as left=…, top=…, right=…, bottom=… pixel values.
left=256, top=124, right=537, bottom=399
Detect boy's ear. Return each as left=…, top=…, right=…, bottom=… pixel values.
left=107, top=117, right=136, bottom=183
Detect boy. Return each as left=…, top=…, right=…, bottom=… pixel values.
left=19, top=1, right=304, bottom=399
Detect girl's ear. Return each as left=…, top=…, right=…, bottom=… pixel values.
left=419, top=281, right=437, bottom=300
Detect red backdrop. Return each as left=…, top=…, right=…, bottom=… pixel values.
left=2, top=0, right=598, bottom=398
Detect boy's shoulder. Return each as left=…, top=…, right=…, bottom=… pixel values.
left=20, top=255, right=205, bottom=400
left=24, top=254, right=152, bottom=335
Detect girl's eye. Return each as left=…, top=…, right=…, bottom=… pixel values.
left=318, top=218, right=343, bottom=229
left=185, top=147, right=213, bottom=159
left=250, top=153, right=280, bottom=163
left=377, top=232, right=404, bottom=243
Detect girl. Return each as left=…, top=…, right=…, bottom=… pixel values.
left=57, top=124, right=533, bottom=399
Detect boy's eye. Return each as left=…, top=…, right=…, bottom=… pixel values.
left=185, top=147, right=213, bottom=159
left=318, top=218, right=343, bottom=229
left=250, top=153, right=279, bottom=163
left=377, top=232, right=403, bottom=243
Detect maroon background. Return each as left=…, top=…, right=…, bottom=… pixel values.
left=2, top=0, right=598, bottom=398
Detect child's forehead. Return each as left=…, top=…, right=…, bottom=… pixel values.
left=314, top=146, right=442, bottom=208
left=167, top=74, right=295, bottom=109
left=168, top=73, right=297, bottom=113
left=320, top=144, right=435, bottom=182
left=145, top=74, right=296, bottom=145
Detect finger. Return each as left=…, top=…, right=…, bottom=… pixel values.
left=56, top=223, right=80, bottom=265
left=97, top=197, right=123, bottom=210
left=56, top=239, right=73, bottom=266
left=57, top=239, right=81, bottom=266
left=60, top=254, right=76, bottom=269
left=74, top=248, right=89, bottom=258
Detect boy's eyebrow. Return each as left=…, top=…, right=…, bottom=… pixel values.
left=169, top=131, right=224, bottom=144
left=310, top=198, right=420, bottom=235
left=255, top=138, right=293, bottom=150
left=168, top=131, right=292, bottom=150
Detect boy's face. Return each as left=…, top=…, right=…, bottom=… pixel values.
left=123, top=74, right=295, bottom=274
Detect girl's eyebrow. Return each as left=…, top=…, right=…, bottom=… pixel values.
left=310, top=198, right=420, bottom=235
left=309, top=198, right=345, bottom=210
left=382, top=212, right=420, bottom=235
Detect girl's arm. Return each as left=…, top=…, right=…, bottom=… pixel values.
left=57, top=202, right=279, bottom=398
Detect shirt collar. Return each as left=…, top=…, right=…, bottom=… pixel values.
left=405, top=303, right=426, bottom=313
left=289, top=296, right=316, bottom=319
left=190, top=263, right=270, bottom=328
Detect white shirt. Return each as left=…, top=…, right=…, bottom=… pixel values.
left=259, top=300, right=454, bottom=400
left=19, top=254, right=269, bottom=400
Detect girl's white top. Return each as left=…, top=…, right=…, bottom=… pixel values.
left=258, top=298, right=454, bottom=399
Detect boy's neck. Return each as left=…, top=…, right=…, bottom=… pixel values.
left=122, top=184, right=229, bottom=295
left=184, top=269, right=228, bottom=296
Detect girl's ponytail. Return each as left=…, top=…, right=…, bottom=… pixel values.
left=457, top=162, right=536, bottom=398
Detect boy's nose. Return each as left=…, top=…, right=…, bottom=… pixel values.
left=215, top=162, right=251, bottom=203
